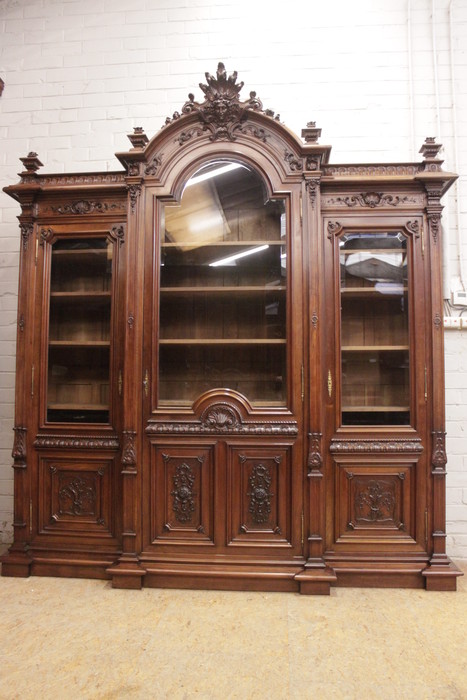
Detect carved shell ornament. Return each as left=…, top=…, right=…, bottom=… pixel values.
left=164, top=62, right=280, bottom=142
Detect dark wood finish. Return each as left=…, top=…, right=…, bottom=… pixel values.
left=1, top=63, right=462, bottom=593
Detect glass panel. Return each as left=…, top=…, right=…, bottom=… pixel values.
left=47, top=238, right=112, bottom=423
left=340, top=231, right=409, bottom=426
left=159, top=161, right=287, bottom=406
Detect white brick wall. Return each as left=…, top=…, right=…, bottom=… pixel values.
left=1, top=0, right=467, bottom=559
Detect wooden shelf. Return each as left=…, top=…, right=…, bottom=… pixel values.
left=160, top=286, right=286, bottom=294
left=343, top=406, right=410, bottom=412
left=49, top=340, right=110, bottom=347
left=340, top=248, right=406, bottom=256
left=162, top=240, right=284, bottom=248
left=159, top=339, right=286, bottom=345
left=342, top=345, right=409, bottom=352
left=47, top=403, right=109, bottom=411
left=341, top=287, right=407, bottom=297
left=50, top=292, right=111, bottom=301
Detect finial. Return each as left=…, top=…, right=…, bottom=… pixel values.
left=19, top=152, right=43, bottom=174
left=302, top=122, right=322, bottom=143
left=127, top=127, right=149, bottom=149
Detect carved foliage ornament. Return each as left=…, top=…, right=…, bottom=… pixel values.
left=354, top=479, right=396, bottom=523
left=247, top=463, right=274, bottom=524
left=12, top=427, right=27, bottom=467
left=327, top=192, right=419, bottom=208
left=57, top=474, right=97, bottom=517
left=432, top=430, right=447, bottom=472
left=20, top=223, right=33, bottom=251
left=50, top=200, right=124, bottom=215
left=165, top=62, right=279, bottom=142
left=34, top=434, right=119, bottom=450
left=171, top=462, right=196, bottom=523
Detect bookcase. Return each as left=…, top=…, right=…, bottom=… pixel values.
left=1, top=63, right=462, bottom=593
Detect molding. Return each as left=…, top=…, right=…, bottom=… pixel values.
left=323, top=164, right=424, bottom=176
left=34, top=435, right=119, bottom=450
left=330, top=438, right=423, bottom=453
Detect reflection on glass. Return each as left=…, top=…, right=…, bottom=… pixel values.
left=340, top=232, right=410, bottom=425
left=159, top=160, right=287, bottom=406
left=47, top=238, right=112, bottom=423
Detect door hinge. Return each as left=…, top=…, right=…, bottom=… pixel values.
left=31, top=364, right=35, bottom=397
left=30, top=499, right=33, bottom=535
left=118, top=369, right=123, bottom=397
left=425, top=508, right=428, bottom=546
left=143, top=369, right=149, bottom=398
left=301, top=365, right=305, bottom=402
left=299, top=190, right=303, bottom=226
left=421, top=222, right=425, bottom=257
left=35, top=235, right=39, bottom=266
left=327, top=369, right=332, bottom=399
left=301, top=511, right=304, bottom=550
left=424, top=366, right=428, bottom=402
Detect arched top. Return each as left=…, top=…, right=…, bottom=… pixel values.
left=116, top=62, right=332, bottom=186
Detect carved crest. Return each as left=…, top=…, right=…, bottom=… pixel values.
left=165, top=62, right=278, bottom=142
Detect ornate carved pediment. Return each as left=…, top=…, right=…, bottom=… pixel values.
left=164, top=62, right=279, bottom=142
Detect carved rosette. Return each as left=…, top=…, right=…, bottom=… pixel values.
left=12, top=427, right=27, bottom=469
left=121, top=430, right=137, bottom=471
left=431, top=430, right=447, bottom=473
left=247, top=463, right=274, bottom=524
left=171, top=462, right=196, bottom=523
left=165, top=62, right=279, bottom=142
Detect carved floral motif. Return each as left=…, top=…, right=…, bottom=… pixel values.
left=171, top=462, right=196, bottom=523
left=284, top=150, right=303, bottom=172
left=354, top=479, right=396, bottom=523
left=20, top=223, right=33, bottom=251
left=57, top=474, right=97, bottom=517
left=128, top=184, right=142, bottom=213
left=110, top=224, right=125, bottom=245
left=122, top=430, right=137, bottom=469
left=428, top=213, right=441, bottom=244
left=307, top=432, right=323, bottom=471
left=247, top=463, right=274, bottom=524
left=12, top=427, right=27, bottom=467
left=306, top=178, right=320, bottom=208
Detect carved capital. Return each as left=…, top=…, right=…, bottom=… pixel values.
left=127, top=184, right=142, bottom=213
left=428, top=212, right=441, bottom=244
left=305, top=178, right=320, bottom=208
left=20, top=223, right=33, bottom=251
left=12, top=427, right=27, bottom=468
left=122, top=430, right=137, bottom=470
left=431, top=430, right=447, bottom=473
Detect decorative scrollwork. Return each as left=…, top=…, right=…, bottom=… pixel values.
left=171, top=463, right=196, bottom=523
left=327, top=221, right=342, bottom=238
left=306, top=178, right=320, bottom=208
left=327, top=192, right=419, bottom=208
left=110, top=224, right=125, bottom=245
left=177, top=128, right=204, bottom=145
left=247, top=464, right=274, bottom=523
left=405, top=220, right=420, bottom=236
left=145, top=153, right=163, bottom=175
left=284, top=150, right=303, bottom=172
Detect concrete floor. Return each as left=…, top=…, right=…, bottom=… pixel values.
left=0, top=557, right=466, bottom=699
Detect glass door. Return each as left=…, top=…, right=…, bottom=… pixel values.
left=46, top=237, right=113, bottom=423
left=158, top=161, right=287, bottom=407
left=339, top=231, right=410, bottom=426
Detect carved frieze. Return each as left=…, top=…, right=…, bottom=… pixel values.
left=171, top=462, right=196, bottom=523
left=38, top=173, right=126, bottom=186
left=324, top=164, right=423, bottom=176
left=330, top=438, right=423, bottom=453
left=48, top=200, right=125, bottom=215
left=324, top=192, right=422, bottom=208
left=34, top=434, right=119, bottom=450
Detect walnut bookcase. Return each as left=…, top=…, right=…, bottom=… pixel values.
left=2, top=64, right=462, bottom=593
